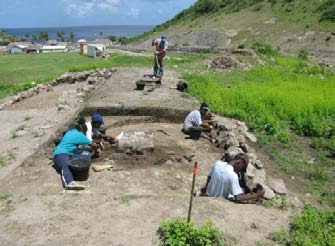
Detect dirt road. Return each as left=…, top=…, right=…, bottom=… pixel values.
left=0, top=67, right=295, bottom=246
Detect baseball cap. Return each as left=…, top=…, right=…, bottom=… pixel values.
left=91, top=114, right=104, bottom=124
left=200, top=102, right=210, bottom=112
left=161, top=35, right=167, bottom=41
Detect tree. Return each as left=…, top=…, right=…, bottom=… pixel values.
left=100, top=31, right=103, bottom=37
left=0, top=29, right=6, bottom=39
left=108, top=35, right=117, bottom=42
left=70, top=32, right=75, bottom=42
left=39, top=31, right=49, bottom=42
left=118, top=36, right=128, bottom=45
left=32, top=34, right=38, bottom=43
left=57, top=31, right=65, bottom=42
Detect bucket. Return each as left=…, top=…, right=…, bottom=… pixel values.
left=69, top=157, right=91, bottom=181
left=189, top=127, right=202, bottom=140
left=136, top=80, right=145, bottom=90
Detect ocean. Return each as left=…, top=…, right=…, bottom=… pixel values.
left=3, top=25, right=154, bottom=42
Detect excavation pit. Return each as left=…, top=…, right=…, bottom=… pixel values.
left=88, top=115, right=198, bottom=171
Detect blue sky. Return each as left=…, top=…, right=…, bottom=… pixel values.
left=0, top=0, right=198, bottom=28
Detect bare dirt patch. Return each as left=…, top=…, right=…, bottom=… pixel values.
left=0, top=67, right=298, bottom=246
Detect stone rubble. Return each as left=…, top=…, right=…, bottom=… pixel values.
left=0, top=68, right=117, bottom=110
left=210, top=116, right=288, bottom=199
left=117, top=131, right=154, bottom=155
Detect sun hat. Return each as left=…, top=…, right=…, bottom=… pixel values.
left=91, top=114, right=104, bottom=124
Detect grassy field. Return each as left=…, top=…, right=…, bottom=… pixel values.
left=0, top=52, right=206, bottom=99
left=181, top=48, right=335, bottom=206
left=0, top=52, right=155, bottom=99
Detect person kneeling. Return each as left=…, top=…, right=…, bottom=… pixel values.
left=203, top=153, right=264, bottom=202
left=52, top=118, right=97, bottom=190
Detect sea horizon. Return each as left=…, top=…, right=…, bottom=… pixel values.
left=2, top=25, right=155, bottom=42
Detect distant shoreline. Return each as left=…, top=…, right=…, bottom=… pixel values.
left=3, top=25, right=154, bottom=42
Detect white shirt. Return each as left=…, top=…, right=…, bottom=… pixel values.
left=206, top=161, right=243, bottom=199
left=183, top=110, right=202, bottom=131
left=85, top=121, right=102, bottom=141
left=154, top=38, right=168, bottom=51
left=85, top=122, right=93, bottom=141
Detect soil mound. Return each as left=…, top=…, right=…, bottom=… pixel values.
left=208, top=50, right=255, bottom=71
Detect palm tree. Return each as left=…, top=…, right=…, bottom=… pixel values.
left=0, top=29, right=5, bottom=39
left=25, top=33, right=30, bottom=42
left=32, top=34, right=38, bottom=43
left=70, top=32, right=75, bottom=43
left=57, top=31, right=65, bottom=42
left=39, top=31, right=49, bottom=43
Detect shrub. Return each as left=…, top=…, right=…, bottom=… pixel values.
left=317, top=0, right=335, bottom=22
left=251, top=41, right=278, bottom=56
left=290, top=205, right=335, bottom=245
left=298, top=49, right=309, bottom=60
left=237, top=44, right=245, bottom=49
left=158, top=218, right=234, bottom=246
left=268, top=205, right=335, bottom=246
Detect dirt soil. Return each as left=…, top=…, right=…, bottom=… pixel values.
left=0, top=67, right=298, bottom=246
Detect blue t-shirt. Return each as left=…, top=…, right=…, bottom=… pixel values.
left=52, top=129, right=92, bottom=157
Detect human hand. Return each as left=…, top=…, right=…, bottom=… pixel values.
left=256, top=189, right=265, bottom=198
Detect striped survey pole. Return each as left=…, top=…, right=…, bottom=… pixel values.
left=187, top=161, right=198, bottom=223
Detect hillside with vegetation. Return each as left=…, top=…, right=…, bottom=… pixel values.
left=127, top=0, right=335, bottom=209
left=130, top=0, right=335, bottom=65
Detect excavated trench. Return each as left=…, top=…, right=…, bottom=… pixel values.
left=79, top=106, right=219, bottom=172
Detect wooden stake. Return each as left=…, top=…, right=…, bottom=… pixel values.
left=187, top=161, right=198, bottom=223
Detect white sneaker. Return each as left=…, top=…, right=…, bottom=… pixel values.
left=66, top=181, right=85, bottom=190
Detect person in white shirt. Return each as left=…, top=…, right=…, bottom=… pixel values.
left=182, top=102, right=210, bottom=134
left=204, top=153, right=264, bottom=202
left=86, top=114, right=116, bottom=157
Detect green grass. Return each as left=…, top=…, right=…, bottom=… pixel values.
left=0, top=53, right=154, bottom=99
left=158, top=218, right=235, bottom=246
left=119, top=194, right=149, bottom=204
left=182, top=49, right=335, bottom=206
left=267, top=205, right=335, bottom=246
left=185, top=56, right=335, bottom=138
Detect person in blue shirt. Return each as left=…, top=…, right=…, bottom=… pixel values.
left=52, top=118, right=94, bottom=190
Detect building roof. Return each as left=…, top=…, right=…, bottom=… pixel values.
left=77, top=39, right=87, bottom=44
left=27, top=44, right=42, bottom=50
left=8, top=42, right=32, bottom=49
left=88, top=44, right=105, bottom=51
left=46, top=40, right=58, bottom=45
left=89, top=39, right=111, bottom=45
left=42, top=45, right=67, bottom=50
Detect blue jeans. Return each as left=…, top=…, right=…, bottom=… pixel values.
left=53, top=153, right=74, bottom=188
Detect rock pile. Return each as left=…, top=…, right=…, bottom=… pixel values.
left=0, top=68, right=116, bottom=110
left=209, top=116, right=287, bottom=199
left=208, top=49, right=256, bottom=72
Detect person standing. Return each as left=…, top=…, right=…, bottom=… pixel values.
left=152, top=35, right=168, bottom=79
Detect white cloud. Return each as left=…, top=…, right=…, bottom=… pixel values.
left=128, top=8, right=139, bottom=17
left=63, top=0, right=120, bottom=17
left=98, top=0, right=120, bottom=11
